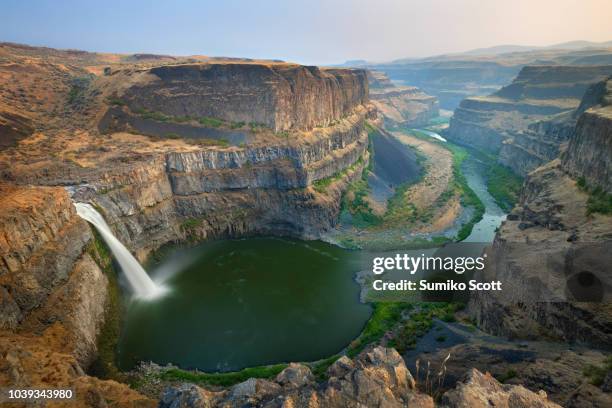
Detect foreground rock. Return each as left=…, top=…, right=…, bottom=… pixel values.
left=0, top=324, right=155, bottom=407
left=159, top=347, right=560, bottom=408
left=441, top=369, right=560, bottom=408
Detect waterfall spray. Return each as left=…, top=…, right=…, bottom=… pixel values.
left=74, top=202, right=166, bottom=300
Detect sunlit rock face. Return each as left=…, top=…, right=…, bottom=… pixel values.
left=159, top=347, right=561, bottom=408
left=118, top=63, right=368, bottom=132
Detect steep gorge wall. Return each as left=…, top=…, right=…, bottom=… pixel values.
left=366, top=70, right=439, bottom=127
left=0, top=184, right=108, bottom=366
left=468, top=79, right=612, bottom=348
left=119, top=63, right=368, bottom=132
left=562, top=80, right=612, bottom=192
left=447, top=65, right=612, bottom=166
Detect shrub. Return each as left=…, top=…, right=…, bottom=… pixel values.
left=199, top=117, right=224, bottom=127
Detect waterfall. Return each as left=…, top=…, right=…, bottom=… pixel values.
left=74, top=203, right=166, bottom=300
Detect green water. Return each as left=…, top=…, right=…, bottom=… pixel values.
left=117, top=237, right=371, bottom=372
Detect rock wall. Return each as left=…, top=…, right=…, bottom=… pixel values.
left=370, top=87, right=439, bottom=128
left=498, top=110, right=576, bottom=176
left=72, top=112, right=370, bottom=259
left=119, top=63, right=368, bottom=132
left=498, top=78, right=611, bottom=176
left=562, top=79, right=612, bottom=192
left=0, top=184, right=109, bottom=367
left=468, top=84, right=612, bottom=347
left=367, top=71, right=439, bottom=127
left=468, top=161, right=612, bottom=348
left=447, top=65, right=612, bottom=157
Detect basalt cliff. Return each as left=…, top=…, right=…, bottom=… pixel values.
left=446, top=65, right=612, bottom=176
left=367, top=70, right=439, bottom=127
left=468, top=77, right=612, bottom=357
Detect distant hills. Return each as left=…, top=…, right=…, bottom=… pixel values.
left=342, top=40, right=612, bottom=110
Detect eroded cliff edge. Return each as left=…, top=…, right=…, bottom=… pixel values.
left=367, top=70, right=439, bottom=128
left=0, top=49, right=375, bottom=407
left=447, top=65, right=612, bottom=176
left=468, top=78, right=612, bottom=349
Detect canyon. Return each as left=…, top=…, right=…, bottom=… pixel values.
left=1, top=39, right=611, bottom=408
left=362, top=43, right=612, bottom=110
left=0, top=43, right=380, bottom=407
left=468, top=77, right=612, bottom=346
left=446, top=65, right=612, bottom=175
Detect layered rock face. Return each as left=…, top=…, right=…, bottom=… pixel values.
left=497, top=79, right=610, bottom=176
left=372, top=60, right=522, bottom=110
left=562, top=79, right=612, bottom=192
left=497, top=110, right=576, bottom=176
left=370, top=46, right=612, bottom=110
left=367, top=70, right=439, bottom=127
left=118, top=63, right=368, bottom=132
left=468, top=83, right=612, bottom=348
left=0, top=184, right=109, bottom=367
left=159, top=347, right=559, bottom=408
left=447, top=65, right=612, bottom=163
left=367, top=70, right=394, bottom=89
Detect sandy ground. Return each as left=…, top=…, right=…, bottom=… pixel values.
left=392, top=131, right=460, bottom=233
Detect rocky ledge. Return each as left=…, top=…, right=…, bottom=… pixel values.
left=562, top=79, right=612, bottom=192
left=107, top=63, right=368, bottom=133
left=159, top=347, right=560, bottom=408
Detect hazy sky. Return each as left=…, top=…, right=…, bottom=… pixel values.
left=2, top=0, right=612, bottom=65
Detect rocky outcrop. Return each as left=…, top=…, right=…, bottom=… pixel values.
left=160, top=347, right=422, bottom=408
left=116, top=63, right=368, bottom=132
left=468, top=160, right=612, bottom=348
left=159, top=347, right=560, bottom=408
left=562, top=79, right=612, bottom=192
left=0, top=184, right=111, bottom=367
left=441, top=368, right=561, bottom=408
left=0, top=324, right=155, bottom=407
left=447, top=65, right=612, bottom=156
left=367, top=70, right=394, bottom=89
left=0, top=109, right=34, bottom=148
left=367, top=70, right=439, bottom=127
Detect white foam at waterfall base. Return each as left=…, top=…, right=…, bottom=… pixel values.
left=74, top=203, right=167, bottom=300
